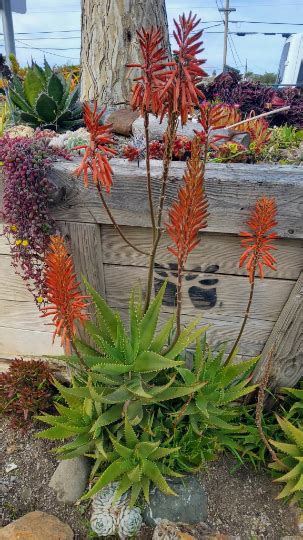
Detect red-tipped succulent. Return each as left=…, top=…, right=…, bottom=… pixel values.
left=42, top=236, right=89, bottom=352
left=239, top=197, right=278, bottom=282
left=74, top=101, right=117, bottom=192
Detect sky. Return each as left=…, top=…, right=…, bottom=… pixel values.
left=1, top=0, right=303, bottom=75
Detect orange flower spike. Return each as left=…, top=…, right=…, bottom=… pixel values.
left=166, top=136, right=209, bottom=266
left=127, top=27, right=170, bottom=115
left=74, top=101, right=117, bottom=193
left=42, top=236, right=89, bottom=351
left=239, top=197, right=278, bottom=283
left=159, top=12, right=207, bottom=125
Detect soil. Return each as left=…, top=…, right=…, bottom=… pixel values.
left=0, top=419, right=300, bottom=540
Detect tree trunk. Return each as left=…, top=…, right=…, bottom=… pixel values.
left=80, top=0, right=170, bottom=105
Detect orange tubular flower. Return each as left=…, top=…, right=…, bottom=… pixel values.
left=239, top=197, right=278, bottom=283
left=166, top=136, right=209, bottom=266
left=42, top=236, right=88, bottom=352
left=74, top=101, right=117, bottom=193
left=127, top=27, right=171, bottom=115
left=159, top=12, right=207, bottom=125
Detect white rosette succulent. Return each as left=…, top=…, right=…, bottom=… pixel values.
left=90, top=482, right=142, bottom=539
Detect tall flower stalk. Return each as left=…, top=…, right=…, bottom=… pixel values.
left=143, top=13, right=207, bottom=312
left=166, top=136, right=208, bottom=337
left=225, top=197, right=278, bottom=364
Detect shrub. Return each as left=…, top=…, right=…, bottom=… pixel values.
left=0, top=358, right=55, bottom=429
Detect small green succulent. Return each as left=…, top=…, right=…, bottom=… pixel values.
left=175, top=339, right=259, bottom=434
left=9, top=60, right=83, bottom=131
left=269, top=415, right=303, bottom=506
left=83, top=416, right=181, bottom=504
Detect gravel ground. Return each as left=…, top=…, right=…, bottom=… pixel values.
left=0, top=419, right=300, bottom=540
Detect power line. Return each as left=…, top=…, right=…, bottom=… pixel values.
left=11, top=39, right=80, bottom=60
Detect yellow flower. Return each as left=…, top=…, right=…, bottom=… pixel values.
left=10, top=225, right=18, bottom=232
left=22, top=239, right=29, bottom=247
left=37, top=296, right=44, bottom=304
left=15, top=239, right=22, bottom=246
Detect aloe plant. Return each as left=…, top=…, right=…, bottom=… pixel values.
left=36, top=282, right=207, bottom=496
left=9, top=60, right=83, bottom=131
left=269, top=415, right=303, bottom=505
left=175, top=339, right=259, bottom=434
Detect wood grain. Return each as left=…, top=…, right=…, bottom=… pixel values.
left=0, top=326, right=62, bottom=357
left=103, top=264, right=294, bottom=322
left=49, top=159, right=303, bottom=238
left=0, top=224, right=11, bottom=255
left=101, top=225, right=303, bottom=281
left=0, top=300, right=51, bottom=332
left=0, top=256, right=33, bottom=301
left=254, top=272, right=303, bottom=389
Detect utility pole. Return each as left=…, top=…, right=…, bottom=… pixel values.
left=218, top=0, right=236, bottom=72
left=1, top=0, right=16, bottom=57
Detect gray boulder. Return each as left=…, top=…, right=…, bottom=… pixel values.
left=144, top=476, right=208, bottom=527
left=49, top=456, right=91, bottom=503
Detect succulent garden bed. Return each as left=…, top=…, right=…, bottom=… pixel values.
left=0, top=11, right=302, bottom=540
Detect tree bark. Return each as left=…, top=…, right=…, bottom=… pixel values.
left=80, top=0, right=170, bottom=105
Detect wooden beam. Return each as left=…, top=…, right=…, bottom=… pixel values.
left=254, top=272, right=303, bottom=389
left=48, top=159, right=303, bottom=239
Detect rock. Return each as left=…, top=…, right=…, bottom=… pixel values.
left=107, top=108, right=140, bottom=136
left=144, top=476, right=207, bottom=527
left=152, top=520, right=197, bottom=540
left=132, top=114, right=200, bottom=140
left=48, top=456, right=91, bottom=503
left=298, top=513, right=303, bottom=533
left=231, top=130, right=251, bottom=148
left=0, top=511, right=73, bottom=539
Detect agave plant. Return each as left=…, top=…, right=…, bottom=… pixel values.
left=269, top=415, right=303, bottom=505
left=9, top=60, right=83, bottom=131
left=174, top=338, right=259, bottom=434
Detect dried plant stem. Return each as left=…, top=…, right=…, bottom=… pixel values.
left=225, top=267, right=256, bottom=365
left=144, top=111, right=178, bottom=313
left=144, top=110, right=156, bottom=244
left=255, top=348, right=288, bottom=469
left=96, top=183, right=148, bottom=256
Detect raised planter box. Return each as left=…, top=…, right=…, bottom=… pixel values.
left=0, top=159, right=302, bottom=388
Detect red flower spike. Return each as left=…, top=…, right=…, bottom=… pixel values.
left=239, top=197, right=278, bottom=283
left=74, top=101, right=117, bottom=193
left=127, top=27, right=169, bottom=115
left=158, top=12, right=207, bottom=125
left=42, top=236, right=89, bottom=352
left=166, top=136, right=209, bottom=266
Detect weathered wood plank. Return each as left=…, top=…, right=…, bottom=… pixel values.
left=0, top=224, right=11, bottom=255
left=0, top=327, right=62, bottom=358
left=0, top=300, right=52, bottom=332
left=101, top=225, right=303, bottom=281
left=49, top=159, right=303, bottom=238
left=0, top=256, right=33, bottom=301
left=117, top=307, right=273, bottom=357
left=103, top=264, right=294, bottom=322
left=254, top=272, right=303, bottom=389
left=58, top=221, right=105, bottom=296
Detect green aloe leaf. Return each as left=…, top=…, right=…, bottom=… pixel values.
left=82, top=459, right=131, bottom=500
left=220, top=356, right=259, bottom=386
left=83, top=278, right=118, bottom=342
left=36, top=425, right=77, bottom=439
left=133, top=350, right=183, bottom=372
left=139, top=281, right=166, bottom=351
left=90, top=405, right=123, bottom=432
left=150, top=313, right=176, bottom=353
